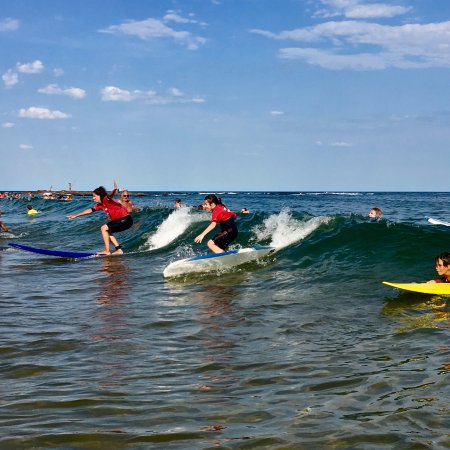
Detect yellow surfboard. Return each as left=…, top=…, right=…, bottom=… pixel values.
left=383, top=281, right=450, bottom=295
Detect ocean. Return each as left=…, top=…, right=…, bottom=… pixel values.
left=0, top=191, right=449, bottom=449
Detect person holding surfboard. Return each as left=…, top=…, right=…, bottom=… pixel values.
left=67, top=181, right=132, bottom=255
left=194, top=194, right=238, bottom=253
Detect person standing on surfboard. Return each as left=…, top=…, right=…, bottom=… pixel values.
left=194, top=194, right=238, bottom=253
left=67, top=181, right=132, bottom=255
left=428, top=252, right=450, bottom=283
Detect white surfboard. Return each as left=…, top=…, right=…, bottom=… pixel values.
left=427, top=217, right=450, bottom=227
left=163, top=246, right=276, bottom=278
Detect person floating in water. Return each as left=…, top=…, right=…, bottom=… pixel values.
left=27, top=205, right=39, bottom=216
left=194, top=194, right=238, bottom=253
left=174, top=198, right=182, bottom=209
left=119, top=189, right=140, bottom=213
left=67, top=180, right=132, bottom=255
left=0, top=211, right=9, bottom=233
left=368, top=207, right=383, bottom=218
left=428, top=252, right=450, bottom=283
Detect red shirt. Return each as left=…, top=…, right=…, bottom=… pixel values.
left=93, top=196, right=129, bottom=220
left=211, top=204, right=237, bottom=223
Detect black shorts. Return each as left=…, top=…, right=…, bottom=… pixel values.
left=212, top=217, right=238, bottom=251
left=107, top=215, right=133, bottom=234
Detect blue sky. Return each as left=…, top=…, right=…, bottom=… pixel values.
left=1, top=0, right=450, bottom=191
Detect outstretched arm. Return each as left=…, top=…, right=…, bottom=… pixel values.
left=195, top=221, right=217, bottom=243
left=110, top=180, right=119, bottom=198
left=67, top=208, right=93, bottom=220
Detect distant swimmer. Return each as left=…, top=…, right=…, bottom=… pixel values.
left=67, top=180, right=133, bottom=256
left=0, top=211, right=9, bottom=233
left=27, top=205, right=39, bottom=216
left=428, top=252, right=450, bottom=283
left=194, top=194, right=238, bottom=254
left=368, top=207, right=383, bottom=219
left=240, top=208, right=250, bottom=214
left=119, top=189, right=140, bottom=213
left=174, top=198, right=182, bottom=209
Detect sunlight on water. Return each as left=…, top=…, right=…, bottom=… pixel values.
left=253, top=208, right=329, bottom=249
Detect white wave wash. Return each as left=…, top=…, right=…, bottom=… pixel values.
left=254, top=208, right=329, bottom=249
left=145, top=207, right=207, bottom=250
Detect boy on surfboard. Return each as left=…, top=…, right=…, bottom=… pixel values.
left=194, top=194, right=238, bottom=254
left=67, top=180, right=132, bottom=255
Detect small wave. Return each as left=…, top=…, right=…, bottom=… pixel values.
left=144, top=207, right=206, bottom=251
left=253, top=208, right=328, bottom=249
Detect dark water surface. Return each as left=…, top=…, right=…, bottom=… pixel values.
left=0, top=192, right=449, bottom=449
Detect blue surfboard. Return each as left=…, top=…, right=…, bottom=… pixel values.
left=9, top=242, right=97, bottom=258
left=163, top=246, right=276, bottom=277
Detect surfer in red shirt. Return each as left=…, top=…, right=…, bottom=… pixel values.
left=194, top=194, right=238, bottom=253
left=68, top=180, right=133, bottom=255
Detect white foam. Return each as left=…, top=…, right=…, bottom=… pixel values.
left=145, top=207, right=207, bottom=251
left=253, top=208, right=328, bottom=249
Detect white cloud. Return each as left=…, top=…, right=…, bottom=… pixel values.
left=17, top=60, right=44, bottom=74
left=2, top=122, right=15, bottom=128
left=2, top=69, right=18, bottom=88
left=100, top=85, right=205, bottom=104
left=98, top=12, right=206, bottom=50
left=253, top=20, right=450, bottom=70
left=331, top=141, right=353, bottom=147
left=168, top=87, right=183, bottom=97
left=53, top=68, right=64, bottom=77
left=270, top=110, right=284, bottom=116
left=100, top=86, right=156, bottom=102
left=19, top=107, right=70, bottom=119
left=315, top=140, right=353, bottom=147
left=0, top=18, right=19, bottom=31
left=315, top=0, right=410, bottom=19
left=20, top=144, right=34, bottom=150
left=38, top=84, right=86, bottom=99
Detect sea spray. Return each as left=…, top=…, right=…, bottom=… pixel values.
left=253, top=208, right=329, bottom=249
left=145, top=207, right=207, bottom=250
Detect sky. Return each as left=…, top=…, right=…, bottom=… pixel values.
left=1, top=0, right=450, bottom=191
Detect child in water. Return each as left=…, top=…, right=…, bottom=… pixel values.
left=27, top=205, right=39, bottom=215
left=428, top=252, right=450, bottom=283
left=194, top=194, right=238, bottom=253
left=67, top=181, right=132, bottom=255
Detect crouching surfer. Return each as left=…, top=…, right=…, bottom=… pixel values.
left=194, top=194, right=238, bottom=254
left=67, top=180, right=132, bottom=255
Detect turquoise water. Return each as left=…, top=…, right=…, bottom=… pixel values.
left=0, top=192, right=449, bottom=449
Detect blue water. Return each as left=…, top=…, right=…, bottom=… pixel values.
left=0, top=192, right=449, bottom=449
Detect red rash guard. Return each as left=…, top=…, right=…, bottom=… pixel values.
left=211, top=204, right=237, bottom=223
left=93, top=197, right=129, bottom=220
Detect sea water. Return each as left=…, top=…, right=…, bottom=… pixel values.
left=0, top=192, right=449, bottom=449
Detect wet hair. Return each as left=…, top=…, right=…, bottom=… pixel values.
left=435, top=252, right=450, bottom=267
left=93, top=186, right=108, bottom=202
left=369, top=207, right=383, bottom=218
left=204, top=194, right=223, bottom=206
